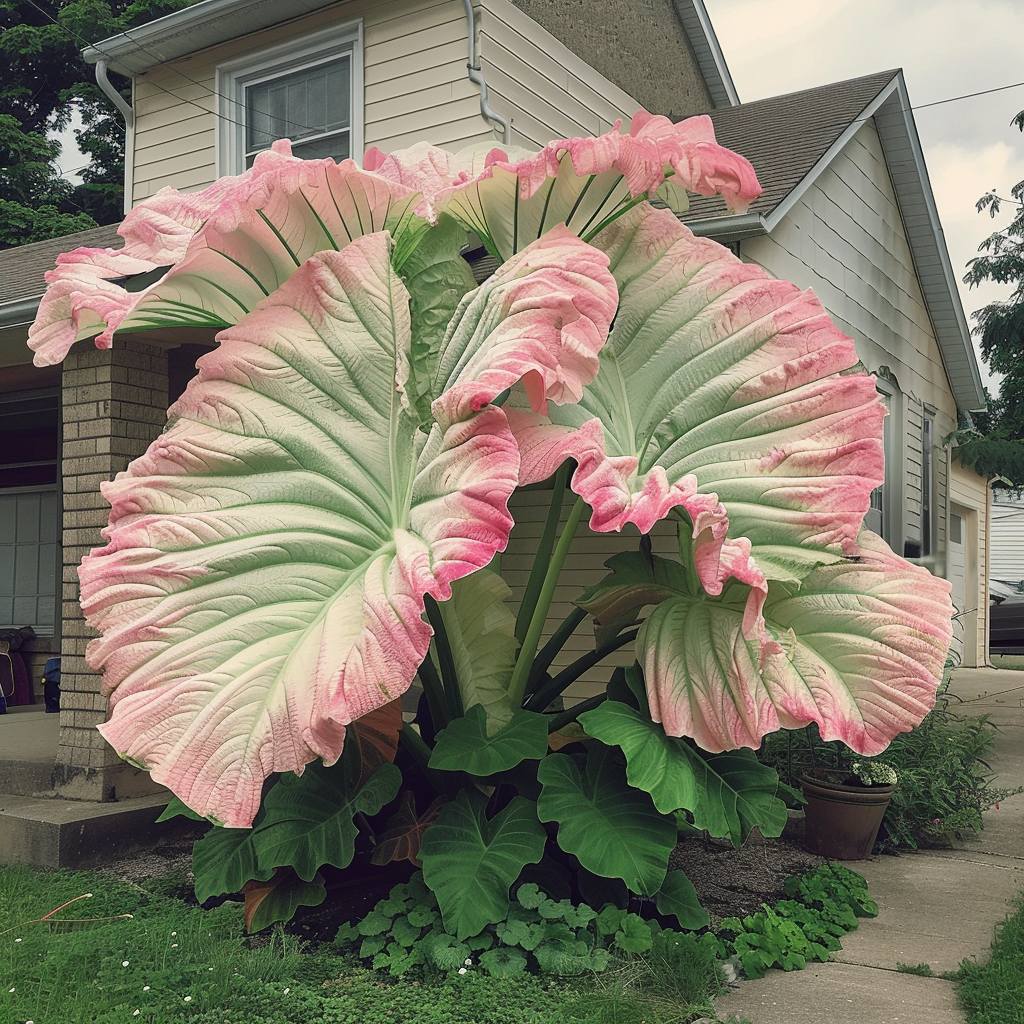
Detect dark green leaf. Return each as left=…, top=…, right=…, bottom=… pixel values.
left=420, top=791, right=546, bottom=939
left=254, top=762, right=401, bottom=881
left=580, top=700, right=788, bottom=845
left=243, top=872, right=325, bottom=933
left=655, top=870, right=709, bottom=930
left=429, top=704, right=549, bottom=775
left=479, top=946, right=528, bottom=977
left=156, top=796, right=205, bottom=823
left=192, top=825, right=270, bottom=903
left=537, top=747, right=675, bottom=895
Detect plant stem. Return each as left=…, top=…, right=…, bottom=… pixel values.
left=527, top=606, right=588, bottom=695
left=398, top=723, right=431, bottom=771
left=509, top=497, right=586, bottom=706
left=547, top=694, right=606, bottom=732
left=515, top=463, right=570, bottom=645
left=424, top=596, right=462, bottom=719
left=417, top=654, right=448, bottom=740
left=527, top=629, right=639, bottom=711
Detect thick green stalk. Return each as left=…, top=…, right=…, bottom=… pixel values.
left=514, top=463, right=570, bottom=645
left=547, top=694, right=606, bottom=732
left=424, top=595, right=463, bottom=719
left=527, top=606, right=588, bottom=695
left=416, top=653, right=448, bottom=742
left=398, top=723, right=431, bottom=770
left=527, top=628, right=639, bottom=711
left=509, top=496, right=586, bottom=706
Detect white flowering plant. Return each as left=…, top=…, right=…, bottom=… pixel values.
left=850, top=761, right=898, bottom=788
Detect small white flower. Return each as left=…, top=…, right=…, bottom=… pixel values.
left=143, top=986, right=150, bottom=992
left=183, top=995, right=192, bottom=1003
left=283, top=987, right=290, bottom=995
left=458, top=967, right=467, bottom=975
left=464, top=958, right=472, bottom=966
left=14, top=938, right=21, bottom=943
left=171, top=931, right=177, bottom=937
left=133, top=1012, right=140, bottom=1018
left=122, top=960, right=130, bottom=967
left=171, top=943, right=178, bottom=949
left=8, top=987, right=14, bottom=992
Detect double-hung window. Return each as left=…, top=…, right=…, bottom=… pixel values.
left=217, top=23, right=362, bottom=174
left=921, top=409, right=936, bottom=558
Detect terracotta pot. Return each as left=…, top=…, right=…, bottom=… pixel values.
left=801, top=775, right=895, bottom=860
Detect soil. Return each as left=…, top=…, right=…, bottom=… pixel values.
left=670, top=817, right=823, bottom=926
left=94, top=816, right=823, bottom=939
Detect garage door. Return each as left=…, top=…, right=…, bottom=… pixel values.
left=948, top=512, right=966, bottom=662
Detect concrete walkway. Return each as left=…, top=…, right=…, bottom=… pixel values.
left=715, top=667, right=1024, bottom=1024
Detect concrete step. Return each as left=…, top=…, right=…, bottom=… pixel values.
left=0, top=757, right=56, bottom=797
left=0, top=791, right=178, bottom=868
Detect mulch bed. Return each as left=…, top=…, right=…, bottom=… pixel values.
left=671, top=817, right=823, bottom=925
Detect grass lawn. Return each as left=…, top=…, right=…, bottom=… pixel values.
left=0, top=863, right=726, bottom=1024
left=955, top=895, right=1024, bottom=1024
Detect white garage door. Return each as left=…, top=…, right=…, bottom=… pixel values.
left=948, top=512, right=966, bottom=663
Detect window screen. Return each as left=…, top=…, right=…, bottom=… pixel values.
left=244, top=54, right=352, bottom=166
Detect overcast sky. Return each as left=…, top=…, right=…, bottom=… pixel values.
left=705, top=0, right=1024, bottom=390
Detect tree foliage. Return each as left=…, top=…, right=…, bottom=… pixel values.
left=0, top=0, right=195, bottom=247
left=957, top=108, right=1024, bottom=484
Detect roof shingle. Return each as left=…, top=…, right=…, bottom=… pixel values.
left=685, top=70, right=900, bottom=224
left=0, top=224, right=122, bottom=306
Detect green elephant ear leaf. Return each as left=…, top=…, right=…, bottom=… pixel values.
left=254, top=762, right=402, bottom=882
left=192, top=825, right=270, bottom=904
left=536, top=746, right=676, bottom=896
left=578, top=700, right=787, bottom=846
left=428, top=704, right=549, bottom=775
left=243, top=871, right=326, bottom=933
left=420, top=790, right=546, bottom=940
left=400, top=214, right=477, bottom=422
left=433, top=569, right=518, bottom=732
left=156, top=796, right=206, bottom=823
left=655, top=870, right=709, bottom=930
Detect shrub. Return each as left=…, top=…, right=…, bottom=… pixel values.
left=762, top=680, right=1021, bottom=851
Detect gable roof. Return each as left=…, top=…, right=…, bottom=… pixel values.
left=81, top=0, right=740, bottom=107
left=674, top=0, right=738, bottom=107
left=682, top=70, right=986, bottom=413
left=0, top=224, right=122, bottom=326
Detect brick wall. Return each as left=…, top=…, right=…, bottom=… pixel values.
left=57, top=340, right=169, bottom=799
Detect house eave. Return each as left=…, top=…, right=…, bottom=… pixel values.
left=82, top=0, right=342, bottom=74
left=672, top=0, right=739, bottom=107
left=0, top=294, right=42, bottom=330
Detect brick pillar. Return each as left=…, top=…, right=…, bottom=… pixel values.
left=57, top=340, right=169, bottom=801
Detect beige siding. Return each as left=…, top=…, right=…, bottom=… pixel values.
left=741, top=121, right=959, bottom=567
left=479, top=0, right=639, bottom=148
left=131, top=0, right=640, bottom=199
left=500, top=488, right=677, bottom=700
left=950, top=462, right=991, bottom=666
left=133, top=0, right=494, bottom=199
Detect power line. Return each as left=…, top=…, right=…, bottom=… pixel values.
left=23, top=0, right=324, bottom=140
left=24, top=0, right=1024, bottom=193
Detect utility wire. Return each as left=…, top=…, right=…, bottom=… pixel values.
left=24, top=0, right=325, bottom=139
left=24, top=0, right=1024, bottom=192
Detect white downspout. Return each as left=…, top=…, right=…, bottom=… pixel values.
left=461, top=0, right=510, bottom=145
left=95, top=59, right=135, bottom=214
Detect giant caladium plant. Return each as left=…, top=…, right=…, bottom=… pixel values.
left=33, top=113, right=953, bottom=934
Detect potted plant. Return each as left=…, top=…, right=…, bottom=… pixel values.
left=802, top=761, right=898, bottom=860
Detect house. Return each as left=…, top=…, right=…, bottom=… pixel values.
left=0, top=0, right=992, bottom=837
left=991, top=495, right=1024, bottom=589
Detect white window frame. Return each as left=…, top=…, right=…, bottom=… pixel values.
left=867, top=376, right=902, bottom=548
left=215, top=20, right=364, bottom=176
left=921, top=406, right=938, bottom=559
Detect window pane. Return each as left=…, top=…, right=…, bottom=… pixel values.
left=291, top=131, right=350, bottom=162
left=245, top=53, right=351, bottom=157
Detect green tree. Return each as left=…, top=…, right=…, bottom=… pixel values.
left=0, top=0, right=195, bottom=248
left=957, top=109, right=1024, bottom=484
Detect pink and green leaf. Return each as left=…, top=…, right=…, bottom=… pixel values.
left=80, top=233, right=519, bottom=827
